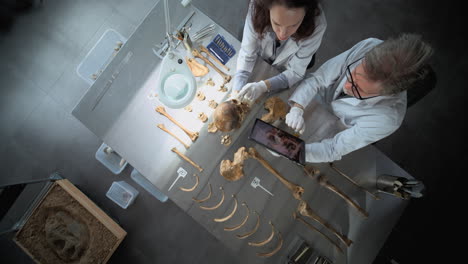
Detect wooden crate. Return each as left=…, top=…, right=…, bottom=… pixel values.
left=14, top=179, right=126, bottom=264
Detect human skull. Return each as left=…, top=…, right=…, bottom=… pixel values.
left=213, top=99, right=250, bottom=132
left=45, top=210, right=89, bottom=261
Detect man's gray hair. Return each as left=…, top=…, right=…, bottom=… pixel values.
left=364, top=34, right=433, bottom=95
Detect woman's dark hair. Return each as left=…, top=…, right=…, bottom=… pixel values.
left=251, top=0, right=320, bottom=41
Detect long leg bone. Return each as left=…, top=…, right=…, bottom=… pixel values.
left=249, top=147, right=304, bottom=200
left=297, top=200, right=353, bottom=247
left=237, top=210, right=260, bottom=239
left=193, top=183, right=212, bottom=203
left=214, top=195, right=238, bottom=222
left=157, top=124, right=190, bottom=149
left=200, top=186, right=225, bottom=210
left=256, top=232, right=283, bottom=257
left=317, top=175, right=369, bottom=218
left=171, top=147, right=203, bottom=172
left=199, top=45, right=230, bottom=71
left=293, top=212, right=343, bottom=253
left=192, top=49, right=231, bottom=87
left=179, top=174, right=199, bottom=192
left=224, top=203, right=249, bottom=231
left=329, top=163, right=379, bottom=200
left=248, top=221, right=275, bottom=247
left=156, top=106, right=199, bottom=142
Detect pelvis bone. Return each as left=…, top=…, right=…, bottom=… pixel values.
left=261, top=97, right=289, bottom=124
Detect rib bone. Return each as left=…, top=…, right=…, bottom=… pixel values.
left=214, top=195, right=238, bottom=222
left=156, top=106, right=199, bottom=142
left=224, top=203, right=249, bottom=231
left=256, top=232, right=283, bottom=257
left=157, top=124, right=190, bottom=149
left=317, top=175, right=369, bottom=218
left=171, top=147, right=203, bottom=172
left=293, top=212, right=343, bottom=253
left=192, top=49, right=231, bottom=86
left=179, top=174, right=199, bottom=192
left=193, top=183, right=212, bottom=203
left=248, top=221, right=275, bottom=247
left=237, top=210, right=260, bottom=239
left=329, top=163, right=379, bottom=200
left=297, top=200, right=353, bottom=247
left=249, top=147, right=304, bottom=200
left=199, top=45, right=230, bottom=71
left=200, top=187, right=225, bottom=210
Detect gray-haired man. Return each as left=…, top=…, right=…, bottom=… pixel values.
left=285, top=34, right=433, bottom=163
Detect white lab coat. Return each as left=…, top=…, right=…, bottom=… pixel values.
left=236, top=2, right=327, bottom=87
left=289, top=38, right=407, bottom=163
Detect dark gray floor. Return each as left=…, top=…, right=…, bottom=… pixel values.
left=0, top=0, right=465, bottom=263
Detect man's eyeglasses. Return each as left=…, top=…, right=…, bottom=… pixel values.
left=345, top=57, right=364, bottom=100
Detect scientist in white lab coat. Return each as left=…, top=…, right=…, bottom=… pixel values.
left=233, top=0, right=327, bottom=101
left=285, top=34, right=434, bottom=163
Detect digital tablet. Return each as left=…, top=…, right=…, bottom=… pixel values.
left=248, top=118, right=306, bottom=166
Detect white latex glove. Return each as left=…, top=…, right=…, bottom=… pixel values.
left=237, top=81, right=268, bottom=102
left=285, top=106, right=305, bottom=134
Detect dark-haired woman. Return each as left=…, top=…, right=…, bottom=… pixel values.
left=234, top=0, right=326, bottom=102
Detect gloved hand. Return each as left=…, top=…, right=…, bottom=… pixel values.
left=237, top=81, right=268, bottom=102
left=285, top=106, right=305, bottom=134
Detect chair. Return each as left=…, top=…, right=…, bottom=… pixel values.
left=406, top=64, right=437, bottom=108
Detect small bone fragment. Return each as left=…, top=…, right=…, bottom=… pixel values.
left=179, top=174, right=199, bottom=192
left=186, top=57, right=209, bottom=77
left=184, top=105, right=193, bottom=112
left=208, top=122, right=218, bottom=133
left=192, top=49, right=231, bottom=86
left=218, top=85, right=228, bottom=92
left=208, top=100, right=218, bottom=109
left=329, top=163, right=379, bottom=200
left=303, top=165, right=320, bottom=179
left=248, top=221, right=275, bottom=247
left=236, top=211, right=260, bottom=239
left=317, top=175, right=369, bottom=218
left=171, top=147, right=203, bottom=172
left=293, top=212, right=343, bottom=253
left=249, top=147, right=304, bottom=200
left=220, top=147, right=250, bottom=181
left=198, top=112, right=208, bottom=123
left=157, top=124, right=190, bottom=149
left=206, top=78, right=215, bottom=86
left=119, top=158, right=126, bottom=167
left=116, top=41, right=123, bottom=48
left=156, top=106, right=199, bottom=141
left=91, top=73, right=98, bottom=80
left=193, top=183, right=212, bottom=203
left=214, top=195, right=238, bottom=222
left=256, top=232, right=283, bottom=257
left=196, top=91, right=206, bottom=101
left=221, top=135, right=232, bottom=146
left=199, top=45, right=230, bottom=71
left=200, top=186, right=225, bottom=210
left=261, top=97, right=289, bottom=124
left=224, top=203, right=249, bottom=231
left=297, top=200, right=353, bottom=247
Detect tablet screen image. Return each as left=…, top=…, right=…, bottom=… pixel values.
left=249, top=118, right=305, bottom=165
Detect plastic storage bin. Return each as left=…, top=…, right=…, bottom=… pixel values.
left=77, top=29, right=127, bottom=85
left=106, top=181, right=139, bottom=209
left=95, top=143, right=128, bottom=174
left=131, top=168, right=168, bottom=203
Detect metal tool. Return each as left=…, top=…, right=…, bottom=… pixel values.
left=192, top=23, right=216, bottom=42
left=251, top=177, right=273, bottom=196
left=168, top=167, right=187, bottom=191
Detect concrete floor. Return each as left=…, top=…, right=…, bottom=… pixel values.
left=0, top=0, right=464, bottom=263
